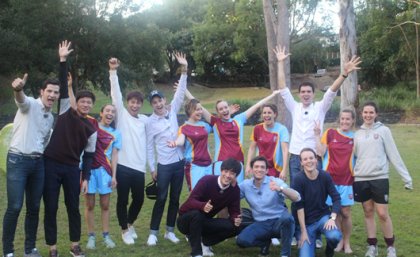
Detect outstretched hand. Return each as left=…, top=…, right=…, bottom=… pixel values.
left=109, top=57, right=120, bottom=70
left=174, top=51, right=188, bottom=67
left=12, top=73, right=28, bottom=92
left=343, top=56, right=362, bottom=75
left=273, top=45, right=291, bottom=62
left=59, top=40, right=73, bottom=61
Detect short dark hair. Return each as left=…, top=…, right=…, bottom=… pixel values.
left=76, top=90, right=96, bottom=103
left=41, top=78, right=60, bottom=90
left=126, top=91, right=144, bottom=103
left=298, top=82, right=315, bottom=93
left=250, top=156, right=268, bottom=169
left=299, top=147, right=317, bottom=161
left=185, top=98, right=200, bottom=117
left=220, top=158, right=242, bottom=177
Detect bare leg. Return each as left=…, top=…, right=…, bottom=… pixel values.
left=340, top=206, right=353, bottom=254
left=100, top=194, right=111, bottom=233
left=84, top=194, right=96, bottom=234
left=375, top=203, right=393, bottom=238
left=362, top=200, right=376, bottom=239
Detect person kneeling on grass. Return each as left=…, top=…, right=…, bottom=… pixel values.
left=177, top=158, right=242, bottom=257
left=237, top=156, right=300, bottom=257
left=292, top=148, right=342, bottom=257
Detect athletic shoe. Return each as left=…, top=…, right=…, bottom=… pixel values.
left=405, top=182, right=413, bottom=190
left=48, top=249, right=58, bottom=257
left=4, top=253, right=14, bottom=257
left=271, top=238, right=280, bottom=246
left=103, top=235, right=116, bottom=248
left=291, top=237, right=297, bottom=246
left=147, top=234, right=158, bottom=246
left=387, top=246, right=396, bottom=257
left=164, top=231, right=180, bottom=244
left=122, top=231, right=134, bottom=245
left=365, top=245, right=378, bottom=257
left=24, top=248, right=42, bottom=257
left=259, top=244, right=270, bottom=256
left=316, top=239, right=323, bottom=249
left=69, top=245, right=85, bottom=257
left=201, top=243, right=214, bottom=257
left=86, top=235, right=96, bottom=249
left=128, top=226, right=138, bottom=239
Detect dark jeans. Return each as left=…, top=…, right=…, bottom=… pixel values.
left=150, top=159, right=185, bottom=231
left=177, top=210, right=240, bottom=256
left=43, top=157, right=81, bottom=245
left=237, top=214, right=295, bottom=257
left=2, top=152, right=44, bottom=255
left=116, top=164, right=145, bottom=230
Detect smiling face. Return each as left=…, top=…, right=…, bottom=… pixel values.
left=127, top=98, right=142, bottom=117
left=300, top=149, right=318, bottom=173
left=252, top=160, right=268, bottom=181
left=220, top=169, right=237, bottom=187
left=100, top=104, right=116, bottom=127
left=362, top=105, right=378, bottom=127
left=151, top=96, right=167, bottom=116
left=339, top=111, right=355, bottom=132
left=262, top=106, right=277, bottom=127
left=76, top=97, right=93, bottom=117
left=40, top=84, right=60, bottom=110
left=216, top=101, right=231, bottom=120
left=190, top=103, right=203, bottom=122
left=299, top=85, right=315, bottom=107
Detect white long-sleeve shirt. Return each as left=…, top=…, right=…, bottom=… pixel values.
left=280, top=87, right=336, bottom=155
left=146, top=73, right=187, bottom=171
left=110, top=70, right=148, bottom=172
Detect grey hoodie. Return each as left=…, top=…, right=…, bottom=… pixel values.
left=353, top=122, right=412, bottom=187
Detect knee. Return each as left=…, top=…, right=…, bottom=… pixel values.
left=236, top=233, right=252, bottom=248
left=340, top=207, right=351, bottom=219
left=326, top=229, right=342, bottom=244
left=376, top=211, right=391, bottom=223
left=6, top=203, right=23, bottom=216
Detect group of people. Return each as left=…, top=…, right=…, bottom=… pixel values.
left=2, top=40, right=413, bottom=257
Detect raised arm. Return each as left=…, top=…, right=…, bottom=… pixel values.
left=245, top=141, right=257, bottom=177
left=169, top=52, right=188, bottom=116
left=244, top=90, right=281, bottom=120
left=273, top=45, right=291, bottom=90
left=330, top=56, right=362, bottom=92
left=67, top=72, right=77, bottom=110
left=11, top=73, right=28, bottom=104
left=58, top=40, right=73, bottom=114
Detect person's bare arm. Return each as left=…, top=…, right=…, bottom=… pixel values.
left=330, top=56, right=362, bottom=92
left=273, top=45, right=291, bottom=90
left=246, top=141, right=257, bottom=177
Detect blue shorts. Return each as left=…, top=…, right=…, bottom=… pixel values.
left=213, top=161, right=244, bottom=184
left=87, top=166, right=112, bottom=195
left=326, top=185, right=354, bottom=206
left=185, top=162, right=213, bottom=191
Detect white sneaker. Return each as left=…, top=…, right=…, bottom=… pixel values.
left=121, top=231, right=134, bottom=245
left=271, top=238, right=280, bottom=246
left=147, top=234, right=158, bottom=246
left=103, top=235, right=116, bottom=248
left=86, top=235, right=96, bottom=249
left=365, top=245, right=378, bottom=257
left=387, top=246, right=396, bottom=257
left=164, top=231, right=180, bottom=243
left=291, top=237, right=297, bottom=246
left=4, top=253, right=14, bottom=257
left=128, top=226, right=138, bottom=239
left=201, top=243, right=214, bottom=257
left=316, top=239, right=323, bottom=249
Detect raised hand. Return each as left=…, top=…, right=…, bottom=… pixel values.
left=109, top=57, right=120, bottom=70
left=12, top=73, right=28, bottom=92
left=174, top=51, right=188, bottom=67
left=273, top=45, right=291, bottom=62
left=229, top=104, right=240, bottom=115
left=203, top=200, right=213, bottom=213
left=343, top=56, right=362, bottom=75
left=59, top=40, right=73, bottom=61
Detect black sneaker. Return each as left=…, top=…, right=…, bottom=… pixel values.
left=70, top=245, right=85, bottom=257
left=259, top=243, right=270, bottom=256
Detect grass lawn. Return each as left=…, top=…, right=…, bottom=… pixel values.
left=0, top=124, right=419, bottom=257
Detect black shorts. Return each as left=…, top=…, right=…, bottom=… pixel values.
left=353, top=179, right=389, bottom=204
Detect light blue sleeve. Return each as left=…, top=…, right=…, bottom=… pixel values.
left=234, top=112, right=247, bottom=126
left=113, top=129, right=122, bottom=150
left=279, top=124, right=290, bottom=143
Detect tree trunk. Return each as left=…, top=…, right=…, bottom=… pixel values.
left=339, top=0, right=358, bottom=112
left=262, top=0, right=292, bottom=130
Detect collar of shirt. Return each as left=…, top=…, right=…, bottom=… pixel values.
left=36, top=98, right=51, bottom=114
left=217, top=176, right=230, bottom=191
